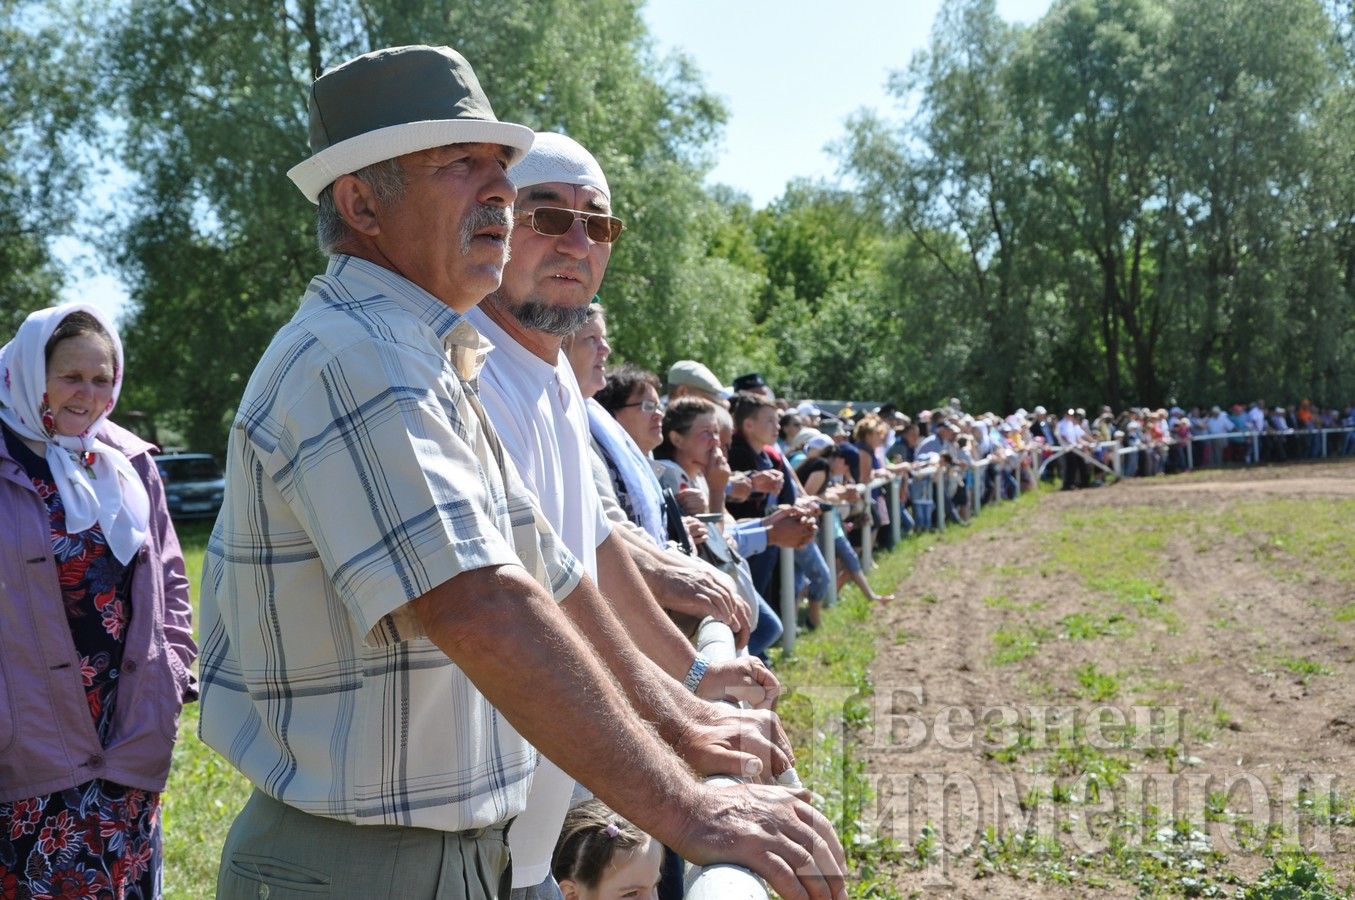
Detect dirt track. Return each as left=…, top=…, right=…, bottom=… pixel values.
left=867, top=461, right=1355, bottom=897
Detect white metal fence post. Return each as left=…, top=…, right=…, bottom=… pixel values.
left=860, top=498, right=875, bottom=573
left=935, top=469, right=946, bottom=533
left=820, top=505, right=837, bottom=607
left=779, top=546, right=796, bottom=656
left=888, top=476, right=902, bottom=545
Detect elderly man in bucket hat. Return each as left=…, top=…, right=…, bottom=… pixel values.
left=200, top=46, right=846, bottom=900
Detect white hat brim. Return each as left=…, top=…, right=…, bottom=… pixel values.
left=287, top=119, right=536, bottom=203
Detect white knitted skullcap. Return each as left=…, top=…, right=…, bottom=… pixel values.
left=508, top=132, right=609, bottom=199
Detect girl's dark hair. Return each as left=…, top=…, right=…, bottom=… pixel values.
left=45, top=311, right=114, bottom=366
left=778, top=412, right=802, bottom=440
left=551, top=800, right=648, bottom=888
left=654, top=396, right=716, bottom=461
left=595, top=363, right=661, bottom=415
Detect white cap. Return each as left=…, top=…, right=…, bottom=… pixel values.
left=508, top=132, right=610, bottom=199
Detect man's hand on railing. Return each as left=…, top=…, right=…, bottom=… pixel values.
left=652, top=562, right=749, bottom=647
left=764, top=506, right=817, bottom=549
left=675, top=781, right=848, bottom=900
left=697, top=656, right=781, bottom=709
left=675, top=705, right=795, bottom=781
left=749, top=468, right=784, bottom=495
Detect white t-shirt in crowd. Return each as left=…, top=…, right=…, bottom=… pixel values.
left=469, top=306, right=612, bottom=889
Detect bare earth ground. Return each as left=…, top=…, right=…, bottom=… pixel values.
left=866, top=461, right=1355, bottom=898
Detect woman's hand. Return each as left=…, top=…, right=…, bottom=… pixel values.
left=676, top=486, right=709, bottom=515
left=683, top=515, right=709, bottom=546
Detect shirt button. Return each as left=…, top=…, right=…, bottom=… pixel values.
left=87, top=754, right=105, bottom=769
left=124, top=660, right=138, bottom=674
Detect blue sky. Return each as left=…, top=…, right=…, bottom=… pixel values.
left=642, top=0, right=1053, bottom=206
left=64, top=0, right=1053, bottom=320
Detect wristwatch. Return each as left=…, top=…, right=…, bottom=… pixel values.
left=683, top=654, right=711, bottom=693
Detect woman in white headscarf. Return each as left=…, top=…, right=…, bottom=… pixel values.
left=0, top=303, right=196, bottom=899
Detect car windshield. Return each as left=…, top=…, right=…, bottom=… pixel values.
left=158, top=458, right=221, bottom=480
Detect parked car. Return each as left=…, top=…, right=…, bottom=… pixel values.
left=156, top=452, right=225, bottom=519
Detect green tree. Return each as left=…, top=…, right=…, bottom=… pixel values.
left=843, top=0, right=1047, bottom=411
left=0, top=1, right=94, bottom=331
left=104, top=0, right=732, bottom=452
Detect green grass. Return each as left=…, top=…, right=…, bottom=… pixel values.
left=1074, top=663, right=1121, bottom=701
left=1275, top=656, right=1334, bottom=684
left=990, top=624, right=1052, bottom=664
left=163, top=519, right=253, bottom=899
left=1220, top=499, right=1355, bottom=586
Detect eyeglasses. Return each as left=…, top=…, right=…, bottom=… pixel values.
left=514, top=207, right=625, bottom=243
left=619, top=400, right=660, bottom=414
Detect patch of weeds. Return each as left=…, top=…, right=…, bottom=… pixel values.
left=991, top=624, right=1051, bottom=665
left=918, top=591, right=938, bottom=605
left=910, top=823, right=939, bottom=870
left=1219, top=498, right=1355, bottom=586
left=1073, top=663, right=1120, bottom=701
left=1210, top=615, right=1237, bottom=630
left=1241, top=852, right=1352, bottom=899
left=1294, top=787, right=1355, bottom=829
left=1059, top=611, right=1133, bottom=641
left=1204, top=791, right=1229, bottom=823
left=1210, top=697, right=1232, bottom=732
left=1041, top=738, right=1132, bottom=804
left=892, top=627, right=908, bottom=645
left=1334, top=603, right=1355, bottom=623
left=983, top=727, right=1035, bottom=766
left=1276, top=656, right=1334, bottom=684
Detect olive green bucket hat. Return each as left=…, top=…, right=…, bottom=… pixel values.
left=287, top=44, right=534, bottom=203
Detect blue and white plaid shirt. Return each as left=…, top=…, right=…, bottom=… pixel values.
left=199, top=255, right=582, bottom=831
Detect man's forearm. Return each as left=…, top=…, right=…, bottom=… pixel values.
left=413, top=565, right=697, bottom=842
left=596, top=531, right=704, bottom=684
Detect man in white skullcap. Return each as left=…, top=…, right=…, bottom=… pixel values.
left=468, top=133, right=839, bottom=900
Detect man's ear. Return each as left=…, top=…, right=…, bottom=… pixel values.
left=558, top=878, right=581, bottom=900
left=332, top=173, right=383, bottom=237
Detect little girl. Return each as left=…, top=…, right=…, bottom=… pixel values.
left=552, top=801, right=663, bottom=900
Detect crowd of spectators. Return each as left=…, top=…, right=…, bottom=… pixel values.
left=578, top=344, right=1355, bottom=665
left=185, top=44, right=1353, bottom=900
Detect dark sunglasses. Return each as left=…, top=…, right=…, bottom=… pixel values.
left=514, top=206, right=625, bottom=243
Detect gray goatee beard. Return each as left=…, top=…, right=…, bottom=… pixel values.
left=505, top=300, right=591, bottom=337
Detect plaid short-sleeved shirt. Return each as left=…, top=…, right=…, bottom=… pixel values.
left=198, top=255, right=582, bottom=832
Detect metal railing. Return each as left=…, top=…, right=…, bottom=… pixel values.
left=685, top=617, right=801, bottom=899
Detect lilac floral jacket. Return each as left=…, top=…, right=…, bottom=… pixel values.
left=0, top=420, right=197, bottom=802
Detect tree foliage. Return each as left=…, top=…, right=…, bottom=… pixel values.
left=0, top=1, right=94, bottom=332
left=103, top=0, right=735, bottom=451
left=4, top=0, right=1353, bottom=443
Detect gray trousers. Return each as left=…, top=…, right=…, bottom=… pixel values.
left=217, top=789, right=512, bottom=899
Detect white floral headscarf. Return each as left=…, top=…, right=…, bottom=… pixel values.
left=0, top=303, right=149, bottom=563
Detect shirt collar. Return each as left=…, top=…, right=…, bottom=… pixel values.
left=323, top=255, right=491, bottom=381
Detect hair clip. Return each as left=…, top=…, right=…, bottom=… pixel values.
left=603, top=822, right=620, bottom=838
